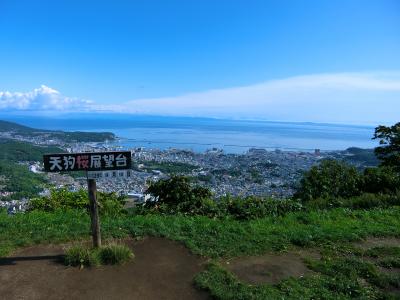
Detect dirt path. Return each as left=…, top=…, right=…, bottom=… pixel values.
left=224, top=249, right=320, bottom=285
left=0, top=237, right=209, bottom=300
left=354, top=237, right=400, bottom=250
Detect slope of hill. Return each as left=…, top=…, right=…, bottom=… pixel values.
left=344, top=147, right=379, bottom=166
left=0, top=139, right=63, bottom=200
left=0, top=139, right=63, bottom=162
left=0, top=120, right=115, bottom=143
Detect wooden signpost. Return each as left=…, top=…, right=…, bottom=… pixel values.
left=43, top=151, right=132, bottom=248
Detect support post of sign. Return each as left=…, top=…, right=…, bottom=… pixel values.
left=88, top=178, right=101, bottom=248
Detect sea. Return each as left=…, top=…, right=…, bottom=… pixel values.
left=1, top=114, right=378, bottom=154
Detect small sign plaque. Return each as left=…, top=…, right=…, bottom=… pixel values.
left=43, top=151, right=132, bottom=172
left=87, top=170, right=132, bottom=179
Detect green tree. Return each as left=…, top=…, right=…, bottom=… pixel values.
left=146, top=176, right=212, bottom=207
left=294, top=160, right=363, bottom=201
left=363, top=166, right=400, bottom=195
left=373, top=122, right=400, bottom=170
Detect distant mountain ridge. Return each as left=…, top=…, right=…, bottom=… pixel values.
left=0, top=120, right=115, bottom=143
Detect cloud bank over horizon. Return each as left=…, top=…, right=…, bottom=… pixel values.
left=0, top=85, right=93, bottom=111
left=1, top=72, right=399, bottom=125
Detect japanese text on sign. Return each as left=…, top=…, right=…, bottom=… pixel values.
left=43, top=151, right=132, bottom=172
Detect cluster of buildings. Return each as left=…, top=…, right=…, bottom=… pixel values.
left=1, top=131, right=373, bottom=212
left=125, top=147, right=326, bottom=198
left=0, top=131, right=62, bottom=146
left=0, top=199, right=28, bottom=214
left=42, top=146, right=330, bottom=199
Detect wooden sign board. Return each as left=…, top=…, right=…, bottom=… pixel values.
left=42, top=151, right=132, bottom=248
left=43, top=151, right=132, bottom=172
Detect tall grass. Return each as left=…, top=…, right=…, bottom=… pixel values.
left=99, top=244, right=134, bottom=265
left=64, top=243, right=133, bottom=268
left=64, top=245, right=101, bottom=267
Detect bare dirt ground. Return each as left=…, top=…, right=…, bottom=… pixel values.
left=226, top=238, right=400, bottom=286
left=0, top=237, right=209, bottom=300
left=224, top=249, right=320, bottom=285
left=354, top=237, right=400, bottom=250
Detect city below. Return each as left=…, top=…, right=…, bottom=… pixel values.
left=0, top=124, right=377, bottom=213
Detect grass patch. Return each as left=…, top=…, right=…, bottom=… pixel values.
left=2, top=207, right=400, bottom=258
left=363, top=246, right=400, bottom=269
left=378, top=257, right=400, bottom=269
left=2, top=207, right=400, bottom=298
left=195, top=243, right=400, bottom=299
left=64, top=245, right=101, bottom=268
left=365, top=246, right=400, bottom=258
left=194, top=263, right=380, bottom=300
left=195, top=263, right=279, bottom=299
left=64, top=243, right=134, bottom=268
left=99, top=244, right=134, bottom=265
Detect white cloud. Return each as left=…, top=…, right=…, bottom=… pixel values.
left=0, top=85, right=92, bottom=111
left=123, top=72, right=400, bottom=124
left=1, top=72, right=400, bottom=125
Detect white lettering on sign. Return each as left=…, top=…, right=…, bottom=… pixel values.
left=49, top=157, right=63, bottom=171
left=63, top=156, right=76, bottom=170
left=102, top=154, right=115, bottom=168
left=44, top=151, right=131, bottom=172
left=87, top=170, right=132, bottom=179
left=116, top=153, right=127, bottom=167
left=90, top=155, right=102, bottom=168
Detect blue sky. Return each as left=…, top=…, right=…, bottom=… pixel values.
left=0, top=0, right=399, bottom=124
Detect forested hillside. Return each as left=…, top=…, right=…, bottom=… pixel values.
left=0, top=120, right=115, bottom=142
left=0, top=139, right=63, bottom=200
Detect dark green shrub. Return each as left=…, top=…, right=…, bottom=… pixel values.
left=29, top=188, right=126, bottom=216
left=136, top=197, right=220, bottom=218
left=30, top=189, right=88, bottom=211
left=363, top=166, right=400, bottom=194
left=96, top=192, right=127, bottom=217
left=144, top=176, right=216, bottom=216
left=306, top=193, right=400, bottom=210
left=140, top=176, right=304, bottom=219
left=348, top=193, right=400, bottom=209
left=146, top=175, right=212, bottom=206
left=219, top=196, right=268, bottom=220
left=136, top=195, right=303, bottom=220
left=294, top=160, right=363, bottom=201
left=175, top=197, right=221, bottom=217
left=218, top=196, right=303, bottom=220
